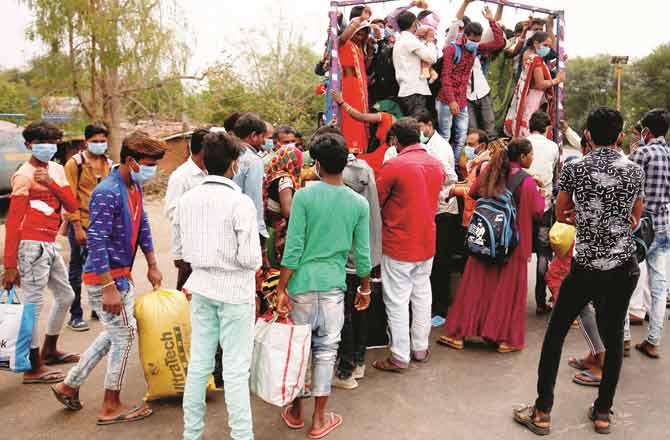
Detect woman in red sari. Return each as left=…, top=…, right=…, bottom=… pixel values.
left=504, top=32, right=565, bottom=138
left=438, top=138, right=544, bottom=352
left=338, top=17, right=373, bottom=154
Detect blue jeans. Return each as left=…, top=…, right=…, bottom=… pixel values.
left=290, top=290, right=344, bottom=397
left=183, top=293, right=255, bottom=440
left=65, top=284, right=134, bottom=390
left=67, top=223, right=86, bottom=320
left=436, top=100, right=469, bottom=162
left=644, top=236, right=669, bottom=346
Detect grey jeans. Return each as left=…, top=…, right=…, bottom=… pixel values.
left=467, top=93, right=497, bottom=139
left=17, top=240, right=75, bottom=348
left=65, top=284, right=136, bottom=391
left=577, top=303, right=605, bottom=356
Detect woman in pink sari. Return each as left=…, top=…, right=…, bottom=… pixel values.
left=504, top=32, right=565, bottom=138
left=438, top=138, right=544, bottom=352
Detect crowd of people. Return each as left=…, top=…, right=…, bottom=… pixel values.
left=2, top=1, right=670, bottom=440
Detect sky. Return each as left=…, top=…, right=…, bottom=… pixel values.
left=1, top=0, right=669, bottom=73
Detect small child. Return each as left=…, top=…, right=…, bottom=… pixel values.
left=417, top=10, right=440, bottom=83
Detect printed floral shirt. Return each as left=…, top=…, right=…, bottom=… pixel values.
left=559, top=147, right=644, bottom=271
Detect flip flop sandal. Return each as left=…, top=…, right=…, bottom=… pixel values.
left=513, top=405, right=551, bottom=436
left=588, top=405, right=614, bottom=434
left=23, top=370, right=64, bottom=384
left=51, top=385, right=83, bottom=411
left=307, top=412, right=343, bottom=440
left=497, top=343, right=522, bottom=353
left=411, top=349, right=431, bottom=363
left=437, top=336, right=464, bottom=350
left=44, top=353, right=80, bottom=366
left=96, top=406, right=153, bottom=426
left=568, top=357, right=590, bottom=370
left=281, top=405, right=304, bottom=429
left=573, top=370, right=601, bottom=387
left=371, top=358, right=405, bottom=373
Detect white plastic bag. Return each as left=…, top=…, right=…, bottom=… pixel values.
left=250, top=316, right=311, bottom=407
left=0, top=288, right=35, bottom=372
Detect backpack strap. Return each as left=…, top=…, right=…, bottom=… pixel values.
left=73, top=151, right=86, bottom=182
left=507, top=170, right=529, bottom=195
left=452, top=43, right=462, bottom=65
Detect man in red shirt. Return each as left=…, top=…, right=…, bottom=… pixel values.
left=436, top=6, right=504, bottom=163
left=373, top=117, right=445, bottom=372
left=2, top=121, right=80, bottom=384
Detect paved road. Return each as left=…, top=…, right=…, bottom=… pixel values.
left=2, top=201, right=668, bottom=440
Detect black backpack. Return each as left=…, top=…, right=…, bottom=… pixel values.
left=466, top=170, right=528, bottom=264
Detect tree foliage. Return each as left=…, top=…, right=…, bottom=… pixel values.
left=22, top=0, right=193, bottom=158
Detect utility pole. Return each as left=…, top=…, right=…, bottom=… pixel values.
left=610, top=56, right=629, bottom=111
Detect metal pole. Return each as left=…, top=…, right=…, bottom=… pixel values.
left=326, top=3, right=340, bottom=124
left=616, top=66, right=623, bottom=111
left=554, top=11, right=565, bottom=145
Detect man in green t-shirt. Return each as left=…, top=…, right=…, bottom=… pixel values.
left=276, top=133, right=372, bottom=440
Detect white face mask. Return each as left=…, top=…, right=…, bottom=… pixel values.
left=232, top=160, right=240, bottom=178
left=314, top=162, right=322, bottom=180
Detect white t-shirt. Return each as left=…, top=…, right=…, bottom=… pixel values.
left=527, top=133, right=559, bottom=211
left=393, top=31, right=438, bottom=98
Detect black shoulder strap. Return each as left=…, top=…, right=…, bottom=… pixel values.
left=507, top=170, right=529, bottom=194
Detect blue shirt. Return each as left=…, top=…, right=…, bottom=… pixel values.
left=233, top=144, right=268, bottom=238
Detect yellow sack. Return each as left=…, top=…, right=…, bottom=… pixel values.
left=134, top=289, right=216, bottom=401
left=549, top=222, right=576, bottom=257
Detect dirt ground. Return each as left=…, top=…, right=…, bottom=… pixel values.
left=1, top=200, right=669, bottom=440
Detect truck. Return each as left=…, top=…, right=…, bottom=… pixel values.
left=0, top=118, right=30, bottom=203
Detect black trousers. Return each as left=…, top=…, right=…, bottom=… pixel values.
left=398, top=94, right=429, bottom=117
left=430, top=213, right=462, bottom=317
left=336, top=274, right=368, bottom=379
left=535, top=258, right=639, bottom=413
left=534, top=209, right=554, bottom=307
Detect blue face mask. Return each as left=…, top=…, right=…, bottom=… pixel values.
left=262, top=138, right=274, bottom=152
left=464, top=146, right=477, bottom=160
left=536, top=46, right=550, bottom=58
left=464, top=40, right=479, bottom=53
left=88, top=142, right=108, bottom=155
left=32, top=143, right=58, bottom=163
left=131, top=163, right=157, bottom=184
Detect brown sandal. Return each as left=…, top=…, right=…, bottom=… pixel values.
left=588, top=405, right=614, bottom=434
left=371, top=358, right=405, bottom=373
left=513, top=405, right=551, bottom=436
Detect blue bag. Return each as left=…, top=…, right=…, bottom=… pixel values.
left=0, top=287, right=36, bottom=372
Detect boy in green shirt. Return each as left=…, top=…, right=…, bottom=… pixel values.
left=277, top=133, right=371, bottom=440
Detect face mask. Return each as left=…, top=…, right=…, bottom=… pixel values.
left=283, top=142, right=297, bottom=149
left=536, top=46, right=550, bottom=58
left=314, top=162, right=321, bottom=180
left=131, top=163, right=157, bottom=184
left=32, top=143, right=58, bottom=163
left=232, top=160, right=240, bottom=178
left=526, top=30, right=536, bottom=41
left=464, top=146, right=476, bottom=160
left=383, top=27, right=395, bottom=40
left=464, top=40, right=479, bottom=53
left=262, top=139, right=274, bottom=152
left=88, top=142, right=108, bottom=155
left=420, top=132, right=429, bottom=144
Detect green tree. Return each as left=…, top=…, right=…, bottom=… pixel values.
left=23, top=0, right=196, bottom=159
left=628, top=44, right=670, bottom=122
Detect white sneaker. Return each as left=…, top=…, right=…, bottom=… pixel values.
left=353, top=365, right=365, bottom=380
left=332, top=376, right=359, bottom=390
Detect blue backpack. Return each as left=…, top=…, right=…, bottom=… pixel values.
left=466, top=170, right=528, bottom=264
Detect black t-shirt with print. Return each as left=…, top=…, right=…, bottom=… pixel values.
left=559, top=147, right=644, bottom=271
